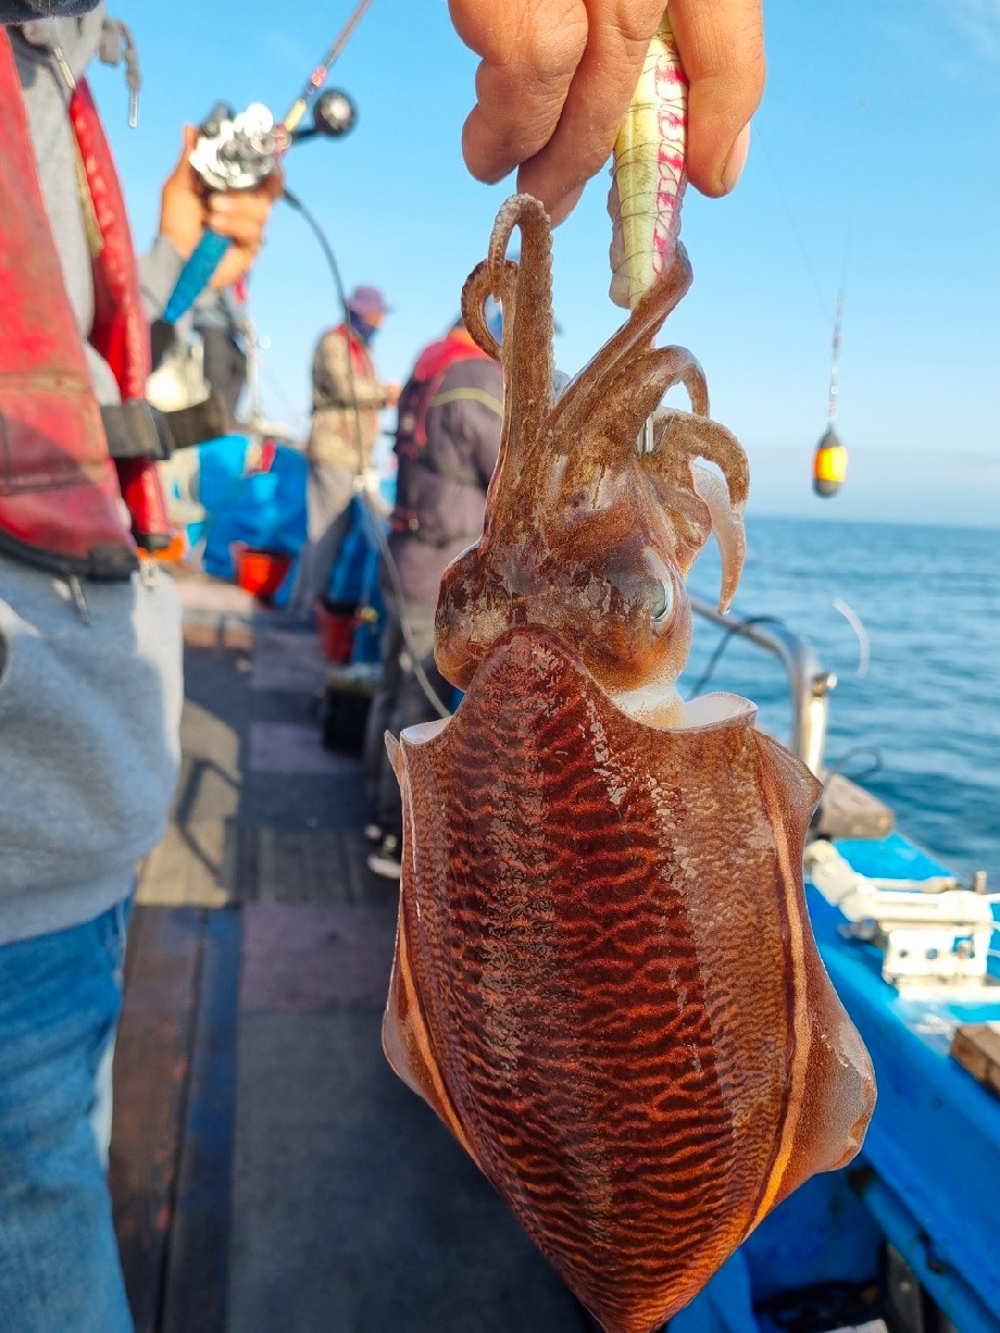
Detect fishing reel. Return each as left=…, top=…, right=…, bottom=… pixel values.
left=188, top=91, right=357, bottom=192
left=163, top=90, right=358, bottom=324
left=294, top=89, right=358, bottom=142
left=189, top=101, right=279, bottom=191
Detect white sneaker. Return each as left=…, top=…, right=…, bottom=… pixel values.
left=367, top=834, right=402, bottom=880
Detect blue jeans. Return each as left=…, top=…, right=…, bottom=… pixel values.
left=0, top=902, right=134, bottom=1333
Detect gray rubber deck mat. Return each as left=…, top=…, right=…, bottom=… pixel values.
left=229, top=1011, right=586, bottom=1333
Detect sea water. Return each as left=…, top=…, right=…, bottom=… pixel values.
left=683, top=517, right=1000, bottom=889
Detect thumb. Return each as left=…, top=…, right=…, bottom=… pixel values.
left=166, top=125, right=200, bottom=185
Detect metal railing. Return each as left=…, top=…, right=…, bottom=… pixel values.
left=688, top=593, right=836, bottom=776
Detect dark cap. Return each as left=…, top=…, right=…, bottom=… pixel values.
left=346, top=285, right=390, bottom=317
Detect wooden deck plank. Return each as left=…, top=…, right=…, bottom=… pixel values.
left=121, top=894, right=148, bottom=996
left=110, top=907, right=205, bottom=1333
left=161, top=909, right=241, bottom=1333
left=137, top=823, right=231, bottom=909
left=233, top=823, right=260, bottom=904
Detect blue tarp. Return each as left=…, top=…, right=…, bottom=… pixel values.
left=187, top=437, right=308, bottom=605
left=327, top=496, right=386, bottom=664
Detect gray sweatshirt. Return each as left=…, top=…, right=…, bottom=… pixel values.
left=0, top=0, right=95, bottom=16
left=0, top=6, right=183, bottom=943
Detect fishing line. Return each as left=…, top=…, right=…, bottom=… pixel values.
left=755, top=127, right=830, bottom=323
left=837, top=98, right=868, bottom=296
left=825, top=98, right=868, bottom=431
left=686, top=614, right=788, bottom=700
left=831, top=596, right=870, bottom=677
left=283, top=187, right=453, bottom=720
left=758, top=85, right=870, bottom=449
left=822, top=745, right=884, bottom=786
left=259, top=361, right=305, bottom=430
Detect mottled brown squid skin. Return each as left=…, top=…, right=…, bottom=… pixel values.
left=384, top=630, right=874, bottom=1333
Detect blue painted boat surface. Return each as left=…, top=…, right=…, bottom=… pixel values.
left=677, top=833, right=1000, bottom=1333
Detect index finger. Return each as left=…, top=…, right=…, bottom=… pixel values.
left=669, top=0, right=765, bottom=196
left=516, top=0, right=669, bottom=223
left=448, top=0, right=589, bottom=187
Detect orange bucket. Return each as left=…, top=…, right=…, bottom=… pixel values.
left=316, top=598, right=359, bottom=664
left=234, top=545, right=294, bottom=603
left=154, top=532, right=187, bottom=564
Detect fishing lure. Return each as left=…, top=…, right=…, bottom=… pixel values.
left=609, top=12, right=688, bottom=310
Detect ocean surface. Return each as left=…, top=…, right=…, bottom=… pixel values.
left=682, top=517, right=1000, bottom=890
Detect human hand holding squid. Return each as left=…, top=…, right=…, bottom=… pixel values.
left=448, top=0, right=764, bottom=223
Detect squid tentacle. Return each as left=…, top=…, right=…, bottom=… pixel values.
left=690, top=463, right=748, bottom=613
left=577, top=346, right=709, bottom=467
left=549, top=247, right=692, bottom=445
left=485, top=195, right=555, bottom=453
left=651, top=409, right=750, bottom=513
left=462, top=258, right=517, bottom=362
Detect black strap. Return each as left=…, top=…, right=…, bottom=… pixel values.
left=159, top=393, right=228, bottom=451
left=100, top=401, right=171, bottom=461
left=0, top=525, right=138, bottom=582
left=100, top=393, right=230, bottom=459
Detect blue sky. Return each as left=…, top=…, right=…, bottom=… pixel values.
left=96, top=0, right=1000, bottom=527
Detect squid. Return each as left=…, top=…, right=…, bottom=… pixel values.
left=381, top=194, right=875, bottom=1333
left=381, top=21, right=873, bottom=1333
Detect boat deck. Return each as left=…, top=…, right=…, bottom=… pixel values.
left=108, top=573, right=1000, bottom=1333
left=109, top=573, right=591, bottom=1333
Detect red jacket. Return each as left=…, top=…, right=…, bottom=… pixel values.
left=389, top=328, right=502, bottom=604
left=0, top=31, right=168, bottom=578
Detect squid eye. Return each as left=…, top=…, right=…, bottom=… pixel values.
left=650, top=578, right=674, bottom=629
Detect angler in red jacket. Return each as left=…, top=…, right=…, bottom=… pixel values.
left=0, top=6, right=277, bottom=1329
left=365, top=316, right=503, bottom=880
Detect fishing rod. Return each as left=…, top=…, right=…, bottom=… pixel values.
left=282, top=0, right=374, bottom=136
left=162, top=0, right=375, bottom=325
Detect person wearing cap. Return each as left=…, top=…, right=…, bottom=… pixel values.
left=291, top=285, right=400, bottom=621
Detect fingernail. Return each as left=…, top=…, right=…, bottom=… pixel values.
left=721, top=123, right=751, bottom=195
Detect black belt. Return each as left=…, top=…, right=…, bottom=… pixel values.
left=101, top=392, right=229, bottom=461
